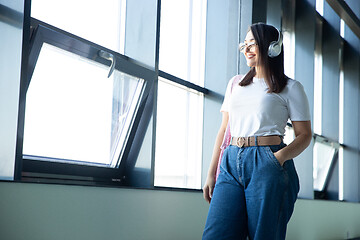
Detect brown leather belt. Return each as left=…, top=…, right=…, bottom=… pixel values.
left=231, top=135, right=282, bottom=148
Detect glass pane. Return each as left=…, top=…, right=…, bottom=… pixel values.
left=155, top=78, right=203, bottom=189
left=313, top=141, right=336, bottom=191
left=159, top=0, right=207, bottom=86
left=23, top=43, right=144, bottom=166
left=31, top=0, right=125, bottom=53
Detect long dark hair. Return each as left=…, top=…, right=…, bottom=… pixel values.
left=240, top=23, right=288, bottom=93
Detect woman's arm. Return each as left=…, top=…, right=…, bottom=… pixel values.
left=274, top=120, right=312, bottom=165
left=202, top=111, right=229, bottom=203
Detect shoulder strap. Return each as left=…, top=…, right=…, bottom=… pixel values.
left=230, top=75, right=243, bottom=93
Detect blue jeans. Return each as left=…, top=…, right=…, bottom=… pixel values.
left=202, top=143, right=300, bottom=240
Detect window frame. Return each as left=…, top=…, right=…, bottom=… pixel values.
left=313, top=133, right=344, bottom=199
left=19, top=18, right=156, bottom=186
left=16, top=1, right=211, bottom=190
left=153, top=0, right=208, bottom=189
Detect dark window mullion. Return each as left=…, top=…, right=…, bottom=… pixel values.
left=159, top=70, right=209, bottom=94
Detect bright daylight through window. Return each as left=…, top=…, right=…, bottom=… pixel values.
left=23, top=43, right=144, bottom=167
left=155, top=0, right=207, bottom=189
left=31, top=0, right=126, bottom=53
left=155, top=78, right=203, bottom=189
left=24, top=0, right=208, bottom=189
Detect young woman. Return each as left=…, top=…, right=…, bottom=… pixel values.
left=202, top=23, right=312, bottom=240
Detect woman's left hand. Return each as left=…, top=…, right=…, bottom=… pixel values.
left=273, top=151, right=286, bottom=166
left=272, top=121, right=312, bottom=167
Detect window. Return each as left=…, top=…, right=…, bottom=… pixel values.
left=19, top=0, right=210, bottom=189
left=154, top=0, right=207, bottom=189
left=21, top=20, right=155, bottom=184
left=312, top=11, right=345, bottom=201
left=282, top=0, right=296, bottom=79
left=31, top=0, right=126, bottom=53
left=159, top=0, right=207, bottom=85
left=313, top=134, right=340, bottom=196
left=24, top=43, right=144, bottom=167
left=155, top=78, right=203, bottom=189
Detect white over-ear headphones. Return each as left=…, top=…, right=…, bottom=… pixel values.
left=268, top=28, right=283, bottom=58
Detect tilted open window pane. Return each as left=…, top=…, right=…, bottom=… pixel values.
left=155, top=78, right=203, bottom=189
left=313, top=136, right=338, bottom=191
left=23, top=43, right=145, bottom=167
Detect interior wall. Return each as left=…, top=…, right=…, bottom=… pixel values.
left=0, top=0, right=24, bottom=180
left=0, top=181, right=360, bottom=240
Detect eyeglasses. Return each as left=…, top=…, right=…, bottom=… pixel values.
left=239, top=42, right=257, bottom=53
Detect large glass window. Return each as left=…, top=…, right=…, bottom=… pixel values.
left=282, top=0, right=295, bottom=79
left=21, top=20, right=154, bottom=185
left=31, top=0, right=126, bottom=53
left=312, top=12, right=345, bottom=200
left=154, top=0, right=207, bottom=189
left=159, top=0, right=207, bottom=86
left=313, top=135, right=340, bottom=193
left=20, top=0, right=210, bottom=189
left=23, top=43, right=144, bottom=167
left=155, top=78, right=203, bottom=189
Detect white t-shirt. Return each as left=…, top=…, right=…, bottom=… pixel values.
left=221, top=75, right=311, bottom=137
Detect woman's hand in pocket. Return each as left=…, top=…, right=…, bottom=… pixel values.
left=273, top=151, right=286, bottom=166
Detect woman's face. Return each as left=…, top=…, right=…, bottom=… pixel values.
left=242, top=31, right=259, bottom=67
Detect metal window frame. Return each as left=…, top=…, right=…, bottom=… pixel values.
left=313, top=133, right=344, bottom=199
left=15, top=0, right=211, bottom=190
left=17, top=18, right=156, bottom=186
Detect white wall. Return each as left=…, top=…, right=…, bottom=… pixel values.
left=0, top=181, right=360, bottom=240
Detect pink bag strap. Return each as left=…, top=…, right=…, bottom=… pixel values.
left=220, top=75, right=242, bottom=149
left=216, top=75, right=242, bottom=180
left=231, top=75, right=242, bottom=93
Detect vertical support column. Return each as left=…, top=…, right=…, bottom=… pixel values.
left=294, top=0, right=316, bottom=199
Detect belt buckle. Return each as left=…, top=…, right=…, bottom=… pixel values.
left=236, top=137, right=245, bottom=148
